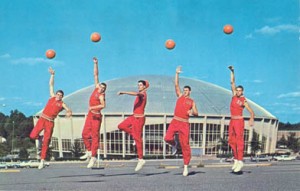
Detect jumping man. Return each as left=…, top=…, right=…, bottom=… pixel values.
left=228, top=65, right=254, bottom=173
left=80, top=57, right=107, bottom=168
left=164, top=66, right=198, bottom=176
left=117, top=80, right=149, bottom=172
left=30, top=67, right=72, bottom=170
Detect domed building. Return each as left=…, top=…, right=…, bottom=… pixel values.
left=33, top=75, right=279, bottom=159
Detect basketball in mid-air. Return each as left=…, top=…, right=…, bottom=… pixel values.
left=223, top=25, right=234, bottom=34
left=91, top=32, right=101, bottom=42
left=165, top=39, right=176, bottom=50
left=45, top=49, right=56, bottom=59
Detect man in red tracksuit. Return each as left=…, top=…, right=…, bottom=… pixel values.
left=117, top=80, right=149, bottom=172
left=228, top=66, right=254, bottom=173
left=80, top=57, right=107, bottom=168
left=30, top=67, right=72, bottom=170
left=164, top=66, right=198, bottom=176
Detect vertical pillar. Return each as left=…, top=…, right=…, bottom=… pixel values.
left=202, top=116, right=207, bottom=155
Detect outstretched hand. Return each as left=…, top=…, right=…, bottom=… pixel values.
left=228, top=65, right=234, bottom=71
left=93, top=57, right=98, bottom=64
left=48, top=67, right=55, bottom=75
left=176, top=66, right=182, bottom=74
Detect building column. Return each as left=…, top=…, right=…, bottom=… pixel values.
left=258, top=119, right=264, bottom=154
left=202, top=116, right=207, bottom=155
left=163, top=114, right=167, bottom=159
left=265, top=120, right=272, bottom=153
left=219, top=116, right=225, bottom=154
left=102, top=115, right=107, bottom=158
left=56, top=117, right=63, bottom=158
left=121, top=114, right=126, bottom=158
left=247, top=125, right=253, bottom=154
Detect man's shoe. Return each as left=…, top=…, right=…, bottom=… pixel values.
left=233, top=160, right=244, bottom=172
left=80, top=151, right=91, bottom=160
left=87, top=157, right=97, bottom=168
left=171, top=141, right=178, bottom=155
left=183, top=165, right=189, bottom=176
left=135, top=159, right=146, bottom=172
left=231, top=159, right=238, bottom=171
left=38, top=160, right=45, bottom=170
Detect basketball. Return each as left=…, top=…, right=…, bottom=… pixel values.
left=91, top=32, right=101, bottom=42
left=223, top=25, right=233, bottom=34
left=165, top=39, right=176, bottom=50
left=45, top=49, right=56, bottom=59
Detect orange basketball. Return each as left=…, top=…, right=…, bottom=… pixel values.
left=165, top=39, right=176, bottom=50
left=223, top=24, right=234, bottom=34
left=45, top=49, right=56, bottom=59
left=91, top=32, right=101, bottom=42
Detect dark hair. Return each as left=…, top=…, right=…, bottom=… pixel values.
left=184, top=85, right=191, bottom=91
left=138, top=80, right=146, bottom=86
left=236, top=85, right=244, bottom=91
left=56, top=90, right=64, bottom=97
left=100, top=82, right=107, bottom=89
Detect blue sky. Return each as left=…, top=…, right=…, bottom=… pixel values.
left=0, top=0, right=299, bottom=123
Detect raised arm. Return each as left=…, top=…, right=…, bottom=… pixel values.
left=228, top=66, right=236, bottom=96
left=175, top=66, right=182, bottom=97
left=62, top=103, right=72, bottom=118
left=244, top=101, right=254, bottom=126
left=93, top=57, right=100, bottom=87
left=48, top=67, right=55, bottom=97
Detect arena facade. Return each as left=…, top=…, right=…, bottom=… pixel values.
left=33, top=75, right=279, bottom=159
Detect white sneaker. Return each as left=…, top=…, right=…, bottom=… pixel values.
left=135, top=159, right=146, bottom=172
left=183, top=165, right=189, bottom=176
left=38, top=160, right=45, bottom=170
left=87, top=157, right=96, bottom=168
left=233, top=160, right=244, bottom=172
left=231, top=159, right=238, bottom=171
left=171, top=141, right=178, bottom=155
left=80, top=151, right=91, bottom=160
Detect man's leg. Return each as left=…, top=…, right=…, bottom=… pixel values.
left=87, top=115, right=101, bottom=168
left=132, top=117, right=146, bottom=172
left=39, top=121, right=54, bottom=169
left=118, top=116, right=134, bottom=135
left=233, top=119, right=245, bottom=172
left=178, top=123, right=191, bottom=176
left=228, top=120, right=239, bottom=171
left=81, top=115, right=92, bottom=160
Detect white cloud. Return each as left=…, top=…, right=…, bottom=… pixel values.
left=242, top=79, right=263, bottom=83
left=0, top=53, right=11, bottom=58
left=245, top=33, right=253, bottom=39
left=252, top=92, right=261, bottom=96
left=255, top=24, right=299, bottom=35
left=11, top=57, right=63, bottom=66
left=0, top=97, right=5, bottom=101
left=22, top=101, right=43, bottom=107
left=277, top=92, right=300, bottom=98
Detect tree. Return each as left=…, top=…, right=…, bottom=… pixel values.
left=217, top=137, right=229, bottom=154
left=277, top=135, right=287, bottom=148
left=286, top=133, right=300, bottom=153
left=251, top=131, right=262, bottom=155
left=19, top=147, right=29, bottom=159
left=70, top=139, right=83, bottom=157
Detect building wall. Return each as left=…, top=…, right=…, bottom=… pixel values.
left=33, top=113, right=279, bottom=158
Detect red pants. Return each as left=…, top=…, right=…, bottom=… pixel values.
left=82, top=112, right=102, bottom=157
left=30, top=117, right=54, bottom=160
left=118, top=116, right=145, bottom=159
left=164, top=119, right=191, bottom=165
left=228, top=119, right=245, bottom=160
